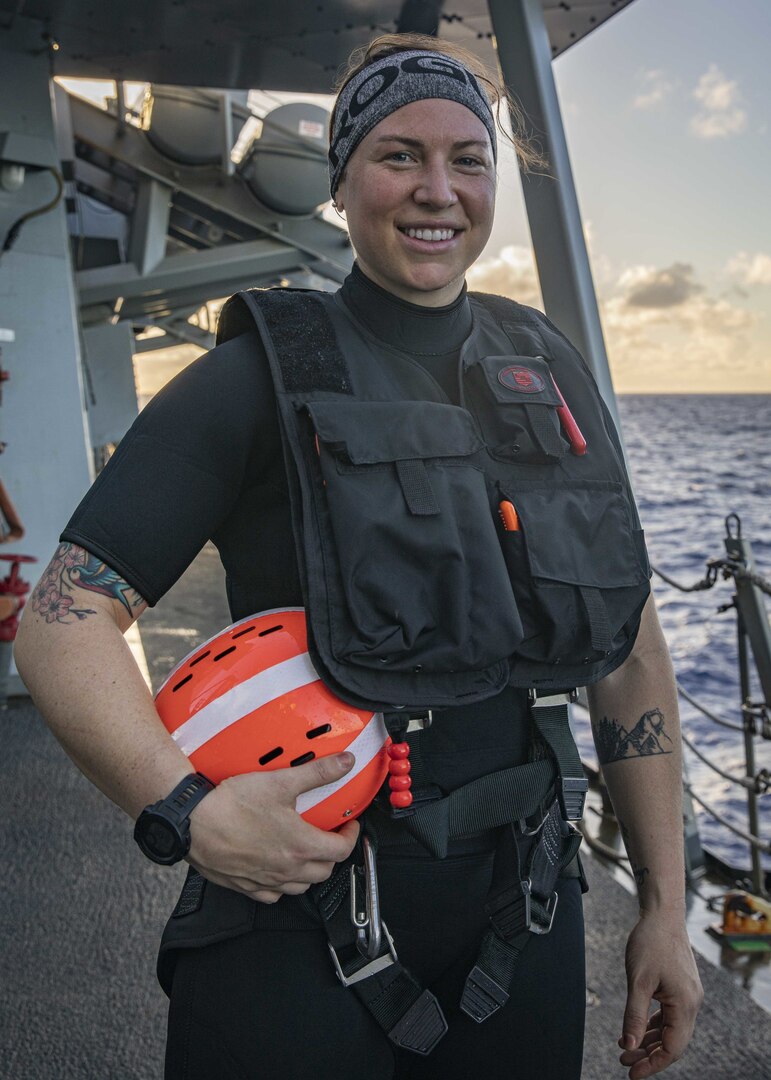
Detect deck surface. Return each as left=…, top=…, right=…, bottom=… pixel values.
left=2, top=545, right=769, bottom=1079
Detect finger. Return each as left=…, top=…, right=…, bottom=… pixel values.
left=277, top=752, right=356, bottom=799
left=252, top=889, right=282, bottom=905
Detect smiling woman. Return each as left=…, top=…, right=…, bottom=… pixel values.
left=16, top=29, right=702, bottom=1080
left=335, top=98, right=497, bottom=305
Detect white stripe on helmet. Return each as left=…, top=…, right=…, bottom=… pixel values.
left=171, top=651, right=320, bottom=756
left=294, top=711, right=388, bottom=814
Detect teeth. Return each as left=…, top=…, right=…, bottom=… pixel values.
left=404, top=228, right=456, bottom=241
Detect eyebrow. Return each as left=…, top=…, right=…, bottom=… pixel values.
left=374, top=135, right=490, bottom=151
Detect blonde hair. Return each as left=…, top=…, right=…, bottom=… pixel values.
left=331, top=32, right=549, bottom=175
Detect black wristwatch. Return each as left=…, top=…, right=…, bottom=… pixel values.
left=134, top=772, right=215, bottom=865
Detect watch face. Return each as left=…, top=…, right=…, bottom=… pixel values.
left=145, top=818, right=178, bottom=859
left=136, top=811, right=186, bottom=864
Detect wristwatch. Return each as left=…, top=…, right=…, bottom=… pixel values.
left=134, top=772, right=215, bottom=865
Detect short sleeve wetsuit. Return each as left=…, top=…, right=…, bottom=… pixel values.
left=62, top=264, right=586, bottom=1080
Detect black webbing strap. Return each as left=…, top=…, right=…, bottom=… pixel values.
left=527, top=406, right=565, bottom=461
left=530, top=697, right=589, bottom=821
left=312, top=852, right=447, bottom=1055
left=461, top=697, right=586, bottom=1022
left=461, top=804, right=583, bottom=1023
left=395, top=459, right=440, bottom=516
left=372, top=757, right=558, bottom=859
left=579, top=585, right=613, bottom=653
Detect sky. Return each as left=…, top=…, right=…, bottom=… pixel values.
left=469, top=0, right=771, bottom=392
left=66, top=0, right=771, bottom=395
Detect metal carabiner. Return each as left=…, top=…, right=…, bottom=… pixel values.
left=349, top=833, right=383, bottom=960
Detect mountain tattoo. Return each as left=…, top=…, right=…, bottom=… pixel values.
left=594, top=707, right=673, bottom=765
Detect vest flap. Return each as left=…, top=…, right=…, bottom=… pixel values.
left=307, top=400, right=484, bottom=464
left=504, top=481, right=648, bottom=589
left=478, top=356, right=562, bottom=408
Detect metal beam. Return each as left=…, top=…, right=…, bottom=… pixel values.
left=77, top=236, right=301, bottom=307
left=487, top=0, right=623, bottom=436
left=128, top=177, right=172, bottom=275
left=67, top=93, right=351, bottom=277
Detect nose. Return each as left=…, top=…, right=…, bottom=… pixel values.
left=413, top=160, right=457, bottom=208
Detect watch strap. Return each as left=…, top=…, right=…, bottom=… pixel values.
left=158, top=772, right=216, bottom=825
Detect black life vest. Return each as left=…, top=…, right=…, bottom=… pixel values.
left=217, top=285, right=650, bottom=712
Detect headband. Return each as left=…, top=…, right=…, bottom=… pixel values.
left=329, top=49, right=498, bottom=197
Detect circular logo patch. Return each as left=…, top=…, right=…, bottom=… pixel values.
left=497, top=366, right=546, bottom=394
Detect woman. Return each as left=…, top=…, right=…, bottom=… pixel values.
left=15, top=33, right=702, bottom=1080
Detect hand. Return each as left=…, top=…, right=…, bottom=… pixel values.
left=187, top=752, right=361, bottom=904
left=618, top=911, right=703, bottom=1077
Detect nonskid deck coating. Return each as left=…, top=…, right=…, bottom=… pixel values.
left=2, top=544, right=769, bottom=1079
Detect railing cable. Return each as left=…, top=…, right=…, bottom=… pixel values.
left=676, top=681, right=745, bottom=733
left=683, top=782, right=771, bottom=854
left=680, top=728, right=770, bottom=794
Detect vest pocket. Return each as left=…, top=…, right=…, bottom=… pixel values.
left=306, top=400, right=523, bottom=673
left=499, top=481, right=649, bottom=665
left=465, top=355, right=568, bottom=465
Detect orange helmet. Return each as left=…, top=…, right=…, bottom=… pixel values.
left=155, top=608, right=390, bottom=830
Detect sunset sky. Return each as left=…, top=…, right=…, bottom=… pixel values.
left=470, top=0, right=771, bottom=393
left=68, top=0, right=771, bottom=395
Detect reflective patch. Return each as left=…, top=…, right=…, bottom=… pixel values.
left=497, top=365, right=547, bottom=394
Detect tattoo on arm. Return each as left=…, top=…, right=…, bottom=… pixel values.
left=619, top=819, right=651, bottom=892
left=30, top=543, right=145, bottom=624
left=592, top=707, right=673, bottom=765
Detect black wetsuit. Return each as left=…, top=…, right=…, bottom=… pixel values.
left=62, top=265, right=586, bottom=1079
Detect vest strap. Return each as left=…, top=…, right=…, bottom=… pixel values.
left=313, top=836, right=448, bottom=1056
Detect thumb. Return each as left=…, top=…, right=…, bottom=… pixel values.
left=278, top=751, right=356, bottom=799
left=621, top=984, right=651, bottom=1051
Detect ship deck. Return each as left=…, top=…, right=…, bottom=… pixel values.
left=2, top=545, right=770, bottom=1079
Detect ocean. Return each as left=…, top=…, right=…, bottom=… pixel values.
left=573, top=394, right=771, bottom=873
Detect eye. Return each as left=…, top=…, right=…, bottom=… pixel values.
left=386, top=150, right=416, bottom=164
left=456, top=155, right=486, bottom=169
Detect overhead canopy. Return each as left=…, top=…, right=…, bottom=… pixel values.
left=0, top=0, right=636, bottom=90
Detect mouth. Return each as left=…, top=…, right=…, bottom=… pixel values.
left=397, top=226, right=460, bottom=245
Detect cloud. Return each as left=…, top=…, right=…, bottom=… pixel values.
left=602, top=261, right=762, bottom=390
left=725, top=251, right=771, bottom=286
left=633, top=68, right=675, bottom=110
left=620, top=262, right=704, bottom=309
left=467, top=245, right=542, bottom=308
left=690, top=64, right=747, bottom=138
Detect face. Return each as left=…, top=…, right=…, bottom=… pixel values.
left=335, top=98, right=496, bottom=307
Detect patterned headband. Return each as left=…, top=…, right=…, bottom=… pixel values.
left=329, top=49, right=498, bottom=197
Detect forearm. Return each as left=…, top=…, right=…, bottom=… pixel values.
left=14, top=552, right=190, bottom=820
left=587, top=596, right=685, bottom=915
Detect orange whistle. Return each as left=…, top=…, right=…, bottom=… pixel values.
left=499, top=500, right=520, bottom=532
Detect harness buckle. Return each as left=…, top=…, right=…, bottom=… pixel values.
left=461, top=965, right=510, bottom=1023
left=529, top=889, right=559, bottom=935
left=328, top=922, right=398, bottom=987
left=388, top=988, right=449, bottom=1055
left=486, top=879, right=531, bottom=940
left=558, top=775, right=589, bottom=821
left=349, top=834, right=383, bottom=959
left=528, top=689, right=577, bottom=709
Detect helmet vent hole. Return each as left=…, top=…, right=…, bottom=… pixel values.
left=290, top=751, right=316, bottom=767
left=172, top=673, right=193, bottom=692
left=259, top=746, right=284, bottom=765
left=189, top=650, right=210, bottom=667
left=306, top=724, right=332, bottom=739
left=258, top=624, right=283, bottom=637
left=232, top=625, right=255, bottom=639
left=213, top=645, right=237, bottom=661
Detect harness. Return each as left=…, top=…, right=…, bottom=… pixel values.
left=203, top=283, right=651, bottom=1052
